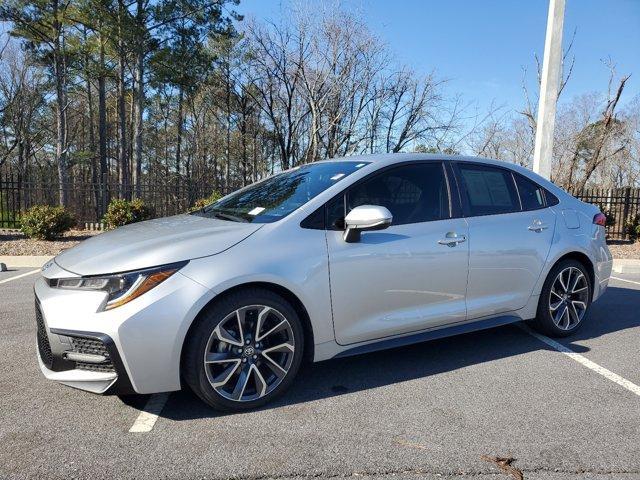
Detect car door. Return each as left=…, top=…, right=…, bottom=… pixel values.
left=453, top=162, right=556, bottom=319
left=326, top=162, right=470, bottom=345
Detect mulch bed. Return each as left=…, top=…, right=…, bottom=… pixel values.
left=0, top=230, right=101, bottom=256
left=608, top=241, right=640, bottom=260
left=1, top=229, right=639, bottom=259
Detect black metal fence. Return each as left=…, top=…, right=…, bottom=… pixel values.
left=569, top=187, right=640, bottom=241
left=1, top=174, right=639, bottom=240
left=0, top=174, right=218, bottom=230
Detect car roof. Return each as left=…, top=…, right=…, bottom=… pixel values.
left=320, top=152, right=570, bottom=201
left=322, top=152, right=514, bottom=167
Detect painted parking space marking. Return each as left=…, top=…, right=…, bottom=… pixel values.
left=0, top=269, right=40, bottom=285
left=129, top=393, right=170, bottom=433
left=520, top=324, right=640, bottom=398
left=611, top=276, right=640, bottom=287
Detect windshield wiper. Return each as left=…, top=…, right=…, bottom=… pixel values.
left=212, top=212, right=249, bottom=223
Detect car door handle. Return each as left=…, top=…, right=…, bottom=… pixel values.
left=528, top=221, right=549, bottom=233
left=438, top=234, right=467, bottom=247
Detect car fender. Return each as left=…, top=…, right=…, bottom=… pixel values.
left=179, top=226, right=334, bottom=349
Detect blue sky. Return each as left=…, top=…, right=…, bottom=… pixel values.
left=235, top=0, right=640, bottom=115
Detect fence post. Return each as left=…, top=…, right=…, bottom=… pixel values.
left=622, top=187, right=631, bottom=240
left=101, top=172, right=109, bottom=220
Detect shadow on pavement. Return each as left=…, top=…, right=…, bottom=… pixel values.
left=124, top=285, right=640, bottom=420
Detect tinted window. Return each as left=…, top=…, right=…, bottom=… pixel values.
left=458, top=164, right=519, bottom=216
left=326, top=195, right=346, bottom=229
left=193, top=161, right=367, bottom=223
left=545, top=190, right=560, bottom=206
left=346, top=163, right=449, bottom=225
left=514, top=173, right=545, bottom=211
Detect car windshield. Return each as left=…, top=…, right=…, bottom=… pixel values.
left=192, top=161, right=368, bottom=223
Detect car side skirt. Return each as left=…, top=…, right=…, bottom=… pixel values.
left=330, top=314, right=522, bottom=359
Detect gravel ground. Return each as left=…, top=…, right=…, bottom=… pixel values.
left=0, top=230, right=100, bottom=256
left=607, top=242, right=640, bottom=259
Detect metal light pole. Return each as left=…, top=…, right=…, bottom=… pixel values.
left=533, top=0, right=566, bottom=180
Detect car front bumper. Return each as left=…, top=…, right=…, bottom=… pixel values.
left=35, top=262, right=211, bottom=395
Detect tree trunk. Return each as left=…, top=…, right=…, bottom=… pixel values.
left=175, top=86, right=184, bottom=176
left=98, top=35, right=108, bottom=216
left=224, top=64, right=232, bottom=192
left=117, top=1, right=130, bottom=199
left=132, top=0, right=145, bottom=198
left=240, top=104, right=248, bottom=186
left=252, top=125, right=258, bottom=182
left=52, top=0, right=68, bottom=206
left=574, top=76, right=629, bottom=190
left=84, top=35, right=100, bottom=220
left=133, top=42, right=144, bottom=198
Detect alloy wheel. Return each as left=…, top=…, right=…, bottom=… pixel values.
left=548, top=266, right=589, bottom=330
left=203, top=305, right=295, bottom=402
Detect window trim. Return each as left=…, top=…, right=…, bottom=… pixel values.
left=444, top=161, right=464, bottom=218
left=301, top=160, right=456, bottom=230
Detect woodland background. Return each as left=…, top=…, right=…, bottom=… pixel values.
left=0, top=0, right=638, bottom=220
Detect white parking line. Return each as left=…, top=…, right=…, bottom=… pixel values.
left=520, top=324, right=640, bottom=397
left=611, top=276, right=640, bottom=286
left=0, top=269, right=40, bottom=285
left=129, top=393, right=170, bottom=433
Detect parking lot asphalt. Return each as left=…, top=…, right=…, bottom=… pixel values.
left=1, top=267, right=640, bottom=480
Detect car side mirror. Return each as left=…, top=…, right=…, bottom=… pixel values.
left=343, top=205, right=393, bottom=243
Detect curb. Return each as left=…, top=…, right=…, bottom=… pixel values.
left=612, top=258, right=640, bottom=274
left=0, top=256, right=54, bottom=269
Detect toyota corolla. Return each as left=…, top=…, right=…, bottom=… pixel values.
left=35, top=154, right=612, bottom=411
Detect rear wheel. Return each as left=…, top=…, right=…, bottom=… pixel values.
left=183, top=288, right=304, bottom=412
left=532, top=259, right=592, bottom=337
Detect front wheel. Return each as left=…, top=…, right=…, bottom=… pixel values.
left=183, top=288, right=304, bottom=412
left=532, top=259, right=592, bottom=337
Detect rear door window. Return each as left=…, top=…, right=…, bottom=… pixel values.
left=458, top=163, right=520, bottom=216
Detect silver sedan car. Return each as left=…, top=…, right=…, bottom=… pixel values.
left=35, top=154, right=613, bottom=411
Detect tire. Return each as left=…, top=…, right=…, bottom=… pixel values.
left=531, top=259, right=592, bottom=337
left=183, top=288, right=304, bottom=412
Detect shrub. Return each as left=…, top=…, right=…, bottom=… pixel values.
left=103, top=198, right=152, bottom=230
left=624, top=214, right=640, bottom=241
left=0, top=192, right=18, bottom=228
left=20, top=205, right=76, bottom=240
left=189, top=191, right=222, bottom=212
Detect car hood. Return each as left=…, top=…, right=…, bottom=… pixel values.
left=54, top=214, right=262, bottom=276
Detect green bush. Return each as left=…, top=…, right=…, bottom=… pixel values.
left=624, top=214, right=640, bottom=241
left=189, top=191, right=222, bottom=212
left=20, top=205, right=75, bottom=240
left=103, top=198, right=152, bottom=230
left=0, top=192, right=18, bottom=228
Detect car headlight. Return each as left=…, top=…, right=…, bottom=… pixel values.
left=49, top=261, right=188, bottom=310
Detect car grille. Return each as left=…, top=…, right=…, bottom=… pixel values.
left=35, top=301, right=115, bottom=374
left=76, top=362, right=116, bottom=372
left=70, top=337, right=115, bottom=373
left=35, top=302, right=54, bottom=369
